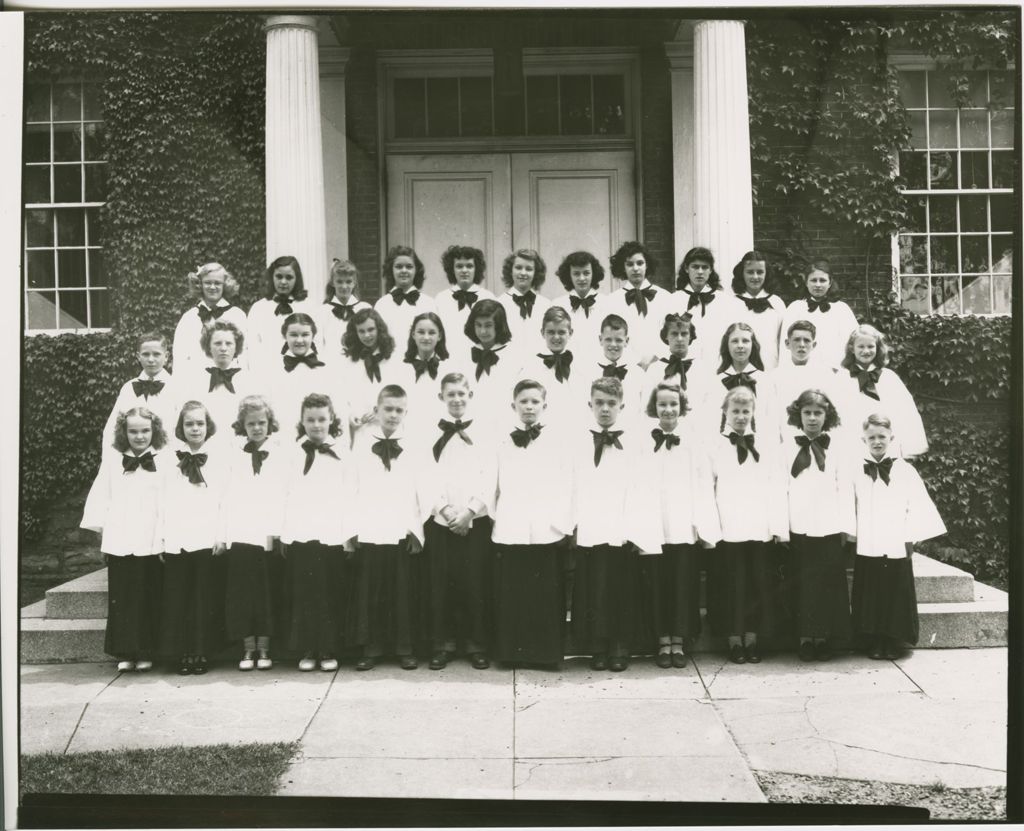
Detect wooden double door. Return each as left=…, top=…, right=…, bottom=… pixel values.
left=386, top=150, right=636, bottom=298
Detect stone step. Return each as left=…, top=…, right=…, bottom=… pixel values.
left=914, top=582, right=1009, bottom=648
left=21, top=615, right=108, bottom=664
left=43, top=568, right=108, bottom=620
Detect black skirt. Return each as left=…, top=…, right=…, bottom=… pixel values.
left=224, top=543, right=285, bottom=641
left=421, top=518, right=493, bottom=651
left=851, top=555, right=919, bottom=645
left=352, top=542, right=420, bottom=656
left=159, top=549, right=226, bottom=658
left=792, top=533, right=851, bottom=641
left=105, top=554, right=163, bottom=659
left=706, top=540, right=778, bottom=637
left=285, top=541, right=346, bottom=656
left=492, top=543, right=565, bottom=665
left=571, top=544, right=645, bottom=654
left=640, top=543, right=703, bottom=641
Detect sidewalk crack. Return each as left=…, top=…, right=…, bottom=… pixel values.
left=62, top=669, right=122, bottom=755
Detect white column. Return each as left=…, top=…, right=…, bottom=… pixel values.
left=664, top=37, right=694, bottom=272
left=693, top=19, right=754, bottom=284
left=320, top=46, right=351, bottom=268
left=265, top=15, right=328, bottom=300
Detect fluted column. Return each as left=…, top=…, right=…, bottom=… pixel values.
left=265, top=15, right=328, bottom=300
left=693, top=19, right=754, bottom=282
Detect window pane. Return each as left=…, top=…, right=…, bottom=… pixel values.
left=989, top=71, right=1013, bottom=108
left=898, top=235, right=928, bottom=274
left=89, top=289, right=111, bottom=327
left=24, top=165, right=50, bottom=203
left=393, top=78, right=426, bottom=139
left=962, top=274, right=991, bottom=314
left=928, top=110, right=957, bottom=147
left=991, top=151, right=1013, bottom=189
left=960, top=71, right=988, bottom=108
left=83, top=123, right=106, bottom=160
left=903, top=195, right=926, bottom=230
left=58, top=249, right=87, bottom=287
left=25, top=209, right=54, bottom=247
left=993, top=275, right=1011, bottom=314
left=86, top=206, right=104, bottom=245
left=930, top=236, right=957, bottom=272
left=82, top=84, right=101, bottom=120
left=24, top=125, right=49, bottom=163
left=26, top=250, right=55, bottom=288
left=929, top=195, right=956, bottom=231
left=898, top=70, right=926, bottom=107
left=426, top=77, right=459, bottom=138
left=89, top=249, right=107, bottom=287
left=960, top=235, right=988, bottom=273
left=26, top=291, right=57, bottom=330
left=908, top=111, right=927, bottom=149
left=560, top=75, right=591, bottom=135
left=899, top=150, right=927, bottom=189
left=60, top=290, right=88, bottom=327
left=25, top=83, right=50, bottom=122
left=84, top=164, right=106, bottom=202
left=991, top=194, right=1013, bottom=233
left=990, top=110, right=1013, bottom=148
left=927, top=70, right=955, bottom=108
left=960, top=151, right=989, bottom=189
left=900, top=275, right=931, bottom=314
left=53, top=124, right=81, bottom=162
left=53, top=165, right=81, bottom=202
left=56, top=209, right=85, bottom=246
left=593, top=74, right=625, bottom=135
left=932, top=275, right=961, bottom=315
left=959, top=111, right=988, bottom=148
left=959, top=194, right=987, bottom=232
left=459, top=76, right=493, bottom=137
left=928, top=151, right=956, bottom=189
left=53, top=83, right=81, bottom=121
left=526, top=75, right=558, bottom=135
left=992, top=243, right=1012, bottom=274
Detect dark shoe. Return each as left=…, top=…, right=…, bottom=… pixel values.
left=608, top=656, right=629, bottom=673
left=470, top=652, right=490, bottom=670
left=813, top=641, right=832, bottom=662
left=178, top=656, right=192, bottom=676
left=798, top=641, right=816, bottom=662
left=429, top=651, right=448, bottom=670
left=884, top=640, right=906, bottom=660
left=655, top=651, right=672, bottom=669
left=744, top=643, right=762, bottom=664
left=867, top=641, right=885, bottom=660
left=400, top=655, right=418, bottom=670
left=355, top=657, right=376, bottom=671
left=728, top=644, right=746, bottom=664
left=590, top=653, right=608, bottom=671
left=671, top=651, right=688, bottom=669
left=192, top=656, right=208, bottom=675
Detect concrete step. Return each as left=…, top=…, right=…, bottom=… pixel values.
left=21, top=615, right=108, bottom=663
left=916, top=582, right=1009, bottom=648
left=44, top=568, right=108, bottom=620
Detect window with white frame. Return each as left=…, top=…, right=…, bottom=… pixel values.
left=23, top=80, right=109, bottom=332
left=895, top=67, right=1014, bottom=316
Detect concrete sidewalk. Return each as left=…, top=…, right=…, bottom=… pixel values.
left=20, top=648, right=1007, bottom=802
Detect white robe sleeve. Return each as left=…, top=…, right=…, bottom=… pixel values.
left=903, top=462, right=947, bottom=543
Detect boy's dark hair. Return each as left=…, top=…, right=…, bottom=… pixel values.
left=464, top=299, right=512, bottom=345
left=441, top=245, right=486, bottom=284
left=786, top=388, right=841, bottom=431
left=660, top=312, right=696, bottom=344
left=296, top=392, right=341, bottom=438
left=590, top=376, right=623, bottom=401
left=513, top=378, right=546, bottom=400
left=383, top=245, right=426, bottom=290
left=137, top=331, right=169, bottom=352
left=264, top=255, right=308, bottom=301
left=112, top=406, right=168, bottom=453
left=343, top=308, right=395, bottom=361
left=645, top=382, right=690, bottom=419
left=325, top=258, right=360, bottom=300
left=600, top=313, right=628, bottom=336
left=804, top=258, right=842, bottom=299
left=403, top=311, right=451, bottom=361
left=501, top=249, right=546, bottom=289
left=841, top=324, right=889, bottom=370
left=717, top=322, right=765, bottom=373
left=280, top=311, right=318, bottom=338
left=676, top=246, right=722, bottom=291
left=540, top=305, right=572, bottom=333
left=232, top=395, right=280, bottom=437
left=787, top=319, right=817, bottom=340
left=555, top=250, right=605, bottom=291
left=609, top=241, right=657, bottom=281
left=730, top=250, right=773, bottom=295
left=200, top=319, right=245, bottom=358
left=863, top=412, right=893, bottom=432
left=175, top=400, right=217, bottom=443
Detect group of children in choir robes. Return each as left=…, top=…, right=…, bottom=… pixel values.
left=82, top=241, right=947, bottom=675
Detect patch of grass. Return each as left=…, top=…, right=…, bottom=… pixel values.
left=21, top=742, right=298, bottom=797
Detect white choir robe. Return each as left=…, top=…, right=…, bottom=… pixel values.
left=163, top=441, right=231, bottom=554
left=313, top=298, right=373, bottom=363
left=172, top=300, right=248, bottom=372
left=604, top=281, right=675, bottom=364
left=351, top=426, right=427, bottom=546
left=636, top=423, right=722, bottom=548
left=415, top=415, right=498, bottom=530
left=693, top=366, right=779, bottom=444
left=217, top=436, right=286, bottom=550
left=279, top=436, right=354, bottom=546
left=854, top=455, right=946, bottom=557
left=434, top=286, right=495, bottom=360
left=733, top=292, right=787, bottom=370
left=833, top=365, right=928, bottom=458
left=551, top=290, right=609, bottom=365
left=246, top=296, right=322, bottom=375
left=81, top=448, right=170, bottom=557
left=265, top=352, right=350, bottom=438
left=513, top=350, right=585, bottom=436
left=452, top=343, right=522, bottom=434
left=101, top=370, right=177, bottom=461
left=492, top=422, right=574, bottom=545
left=373, top=289, right=437, bottom=347
left=498, top=289, right=551, bottom=360
left=570, top=426, right=662, bottom=554
left=708, top=429, right=790, bottom=543
left=781, top=432, right=857, bottom=538
left=338, top=352, right=399, bottom=440
left=575, top=356, right=647, bottom=427
left=670, top=288, right=744, bottom=371
left=388, top=354, right=459, bottom=435
left=767, top=362, right=845, bottom=445
left=778, top=299, right=859, bottom=369
left=168, top=360, right=258, bottom=447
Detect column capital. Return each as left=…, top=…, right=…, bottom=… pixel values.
left=663, top=41, right=693, bottom=71
left=265, top=15, right=319, bottom=34
left=320, top=46, right=352, bottom=79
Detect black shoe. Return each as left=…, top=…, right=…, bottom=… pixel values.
left=655, top=651, right=672, bottom=669
left=608, top=656, right=629, bottom=672
left=429, top=651, right=448, bottom=670
left=178, top=656, right=192, bottom=676
left=744, top=643, right=762, bottom=664
left=590, top=654, right=608, bottom=671
left=400, top=655, right=418, bottom=670
left=813, top=641, right=832, bottom=662
left=728, top=644, right=746, bottom=664
left=470, top=652, right=490, bottom=670
left=867, top=641, right=885, bottom=660
left=798, top=641, right=816, bottom=662
left=355, top=657, right=376, bottom=671
left=671, top=651, right=688, bottom=669
left=192, top=656, right=208, bottom=675
left=884, top=640, right=906, bottom=660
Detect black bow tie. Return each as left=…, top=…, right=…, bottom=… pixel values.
left=452, top=289, right=478, bottom=311
left=729, top=432, right=759, bottom=464
left=600, top=362, right=627, bottom=381
left=511, top=423, right=542, bottom=448
left=392, top=289, right=420, bottom=306
left=652, top=428, right=680, bottom=453
left=132, top=378, right=165, bottom=397
left=206, top=365, right=240, bottom=393
left=591, top=428, right=624, bottom=466
left=569, top=293, right=597, bottom=316
left=433, top=418, right=473, bottom=461
left=329, top=301, right=354, bottom=321
left=283, top=352, right=325, bottom=372
left=624, top=285, right=657, bottom=316
left=122, top=452, right=156, bottom=473
left=807, top=297, right=832, bottom=313
left=740, top=294, right=772, bottom=313
left=540, top=351, right=573, bottom=383
left=273, top=294, right=294, bottom=316
left=684, top=289, right=715, bottom=314
left=176, top=450, right=208, bottom=485
left=792, top=433, right=830, bottom=477
left=511, top=291, right=536, bottom=319
left=471, top=346, right=500, bottom=380
left=850, top=365, right=882, bottom=401
left=408, top=354, right=440, bottom=381
left=301, top=439, right=338, bottom=475
left=196, top=303, right=230, bottom=323
left=372, top=436, right=403, bottom=471
left=864, top=457, right=893, bottom=485
left=721, top=371, right=757, bottom=393
left=362, top=352, right=382, bottom=383
left=662, top=355, right=692, bottom=386
left=244, top=441, right=269, bottom=475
